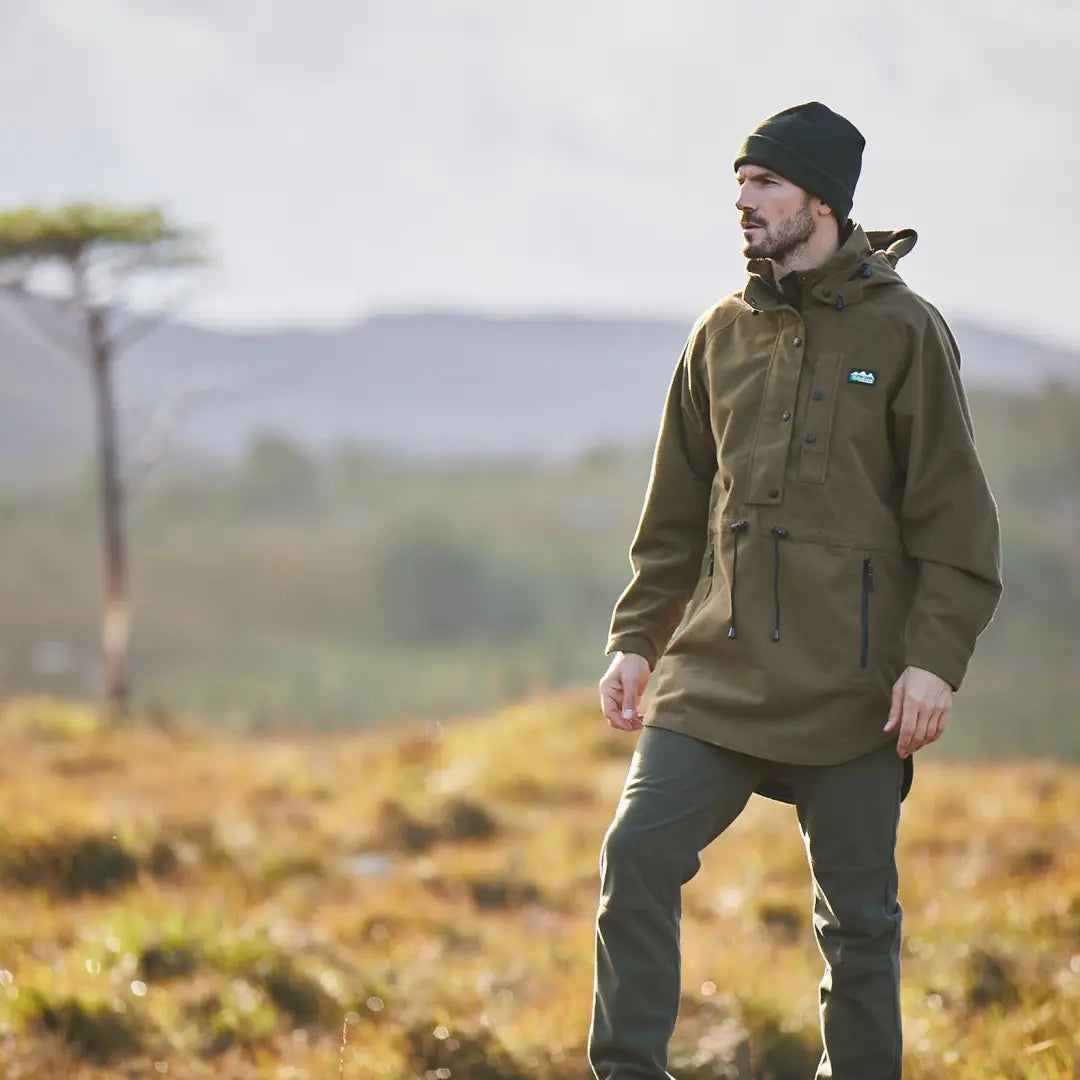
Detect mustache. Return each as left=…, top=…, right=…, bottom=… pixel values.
left=741, top=214, right=767, bottom=228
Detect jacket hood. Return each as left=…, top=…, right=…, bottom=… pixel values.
left=865, top=227, right=917, bottom=265
left=744, top=223, right=918, bottom=311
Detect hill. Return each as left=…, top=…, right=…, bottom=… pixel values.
left=3, top=297, right=1080, bottom=487
left=0, top=694, right=1078, bottom=1078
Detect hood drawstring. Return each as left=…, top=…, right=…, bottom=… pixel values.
left=770, top=526, right=788, bottom=641
left=727, top=519, right=749, bottom=639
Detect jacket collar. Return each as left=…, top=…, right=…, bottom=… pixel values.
left=742, top=223, right=917, bottom=312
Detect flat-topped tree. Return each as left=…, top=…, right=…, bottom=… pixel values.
left=0, top=203, right=206, bottom=719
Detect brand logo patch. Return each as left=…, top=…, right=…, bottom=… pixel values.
left=847, top=369, right=877, bottom=386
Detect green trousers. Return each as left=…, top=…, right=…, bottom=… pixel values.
left=588, top=726, right=904, bottom=1080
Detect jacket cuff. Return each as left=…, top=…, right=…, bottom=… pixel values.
left=605, top=634, right=658, bottom=670
left=903, top=642, right=968, bottom=693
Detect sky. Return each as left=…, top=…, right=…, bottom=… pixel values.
left=2, top=0, right=1078, bottom=346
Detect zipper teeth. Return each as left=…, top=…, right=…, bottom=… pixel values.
left=859, top=558, right=872, bottom=668
left=727, top=521, right=747, bottom=639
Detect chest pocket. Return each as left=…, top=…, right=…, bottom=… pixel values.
left=798, top=352, right=844, bottom=484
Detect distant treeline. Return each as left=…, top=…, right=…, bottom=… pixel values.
left=3, top=382, right=1079, bottom=759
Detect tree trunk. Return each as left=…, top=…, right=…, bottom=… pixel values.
left=86, top=301, right=130, bottom=719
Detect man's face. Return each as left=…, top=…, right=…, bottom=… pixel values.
left=735, top=165, right=816, bottom=262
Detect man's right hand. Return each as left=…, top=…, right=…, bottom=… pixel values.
left=599, top=652, right=652, bottom=731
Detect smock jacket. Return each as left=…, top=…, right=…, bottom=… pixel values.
left=607, top=224, right=1002, bottom=775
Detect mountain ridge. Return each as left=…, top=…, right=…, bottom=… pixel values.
left=3, top=301, right=1078, bottom=485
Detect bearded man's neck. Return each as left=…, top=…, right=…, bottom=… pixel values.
left=772, top=221, right=842, bottom=280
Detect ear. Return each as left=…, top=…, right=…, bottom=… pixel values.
left=813, top=196, right=834, bottom=218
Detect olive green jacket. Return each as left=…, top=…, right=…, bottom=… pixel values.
left=607, top=224, right=1002, bottom=767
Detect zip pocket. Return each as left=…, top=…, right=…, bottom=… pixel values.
left=859, top=557, right=874, bottom=668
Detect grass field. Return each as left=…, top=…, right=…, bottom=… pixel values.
left=0, top=693, right=1078, bottom=1079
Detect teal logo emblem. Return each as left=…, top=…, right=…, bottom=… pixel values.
left=847, top=369, right=877, bottom=386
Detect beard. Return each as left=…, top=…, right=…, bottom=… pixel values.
left=743, top=194, right=814, bottom=262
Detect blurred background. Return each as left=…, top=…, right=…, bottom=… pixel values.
left=2, top=0, right=1079, bottom=753
left=4, top=5, right=1080, bottom=1079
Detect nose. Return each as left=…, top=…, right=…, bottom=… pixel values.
left=735, top=180, right=755, bottom=213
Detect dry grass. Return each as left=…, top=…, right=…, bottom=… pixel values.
left=0, top=692, right=1078, bottom=1078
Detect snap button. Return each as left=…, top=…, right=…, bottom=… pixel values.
left=792, top=336, right=802, bottom=347
left=805, top=433, right=818, bottom=444
left=781, top=410, right=792, bottom=422
left=811, top=389, right=823, bottom=401
left=768, top=488, right=780, bottom=499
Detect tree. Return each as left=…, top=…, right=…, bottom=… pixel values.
left=0, top=204, right=206, bottom=719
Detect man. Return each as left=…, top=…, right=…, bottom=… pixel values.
left=589, top=102, right=1002, bottom=1080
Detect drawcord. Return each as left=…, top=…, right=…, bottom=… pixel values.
left=770, top=526, right=788, bottom=641
left=726, top=520, right=748, bottom=639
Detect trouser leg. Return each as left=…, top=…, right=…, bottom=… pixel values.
left=588, top=726, right=765, bottom=1080
left=790, top=740, right=905, bottom=1080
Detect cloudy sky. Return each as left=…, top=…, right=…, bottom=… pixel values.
left=2, top=1, right=1077, bottom=346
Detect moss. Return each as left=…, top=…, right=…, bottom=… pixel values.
left=198, top=931, right=338, bottom=1028
left=256, top=960, right=327, bottom=1026
left=24, top=992, right=143, bottom=1064
left=467, top=877, right=542, bottom=910
left=65, top=838, right=139, bottom=895
left=441, top=797, right=499, bottom=841
left=187, top=979, right=278, bottom=1057
left=139, top=942, right=199, bottom=981
left=146, top=838, right=181, bottom=878
left=183, top=991, right=233, bottom=1058
left=1009, top=846, right=1055, bottom=876
left=966, top=948, right=1020, bottom=1010
left=0, top=833, right=138, bottom=897
left=757, top=903, right=803, bottom=944
left=401, top=1021, right=530, bottom=1080
left=259, top=852, right=328, bottom=889
left=738, top=1002, right=819, bottom=1080
left=375, top=800, right=439, bottom=853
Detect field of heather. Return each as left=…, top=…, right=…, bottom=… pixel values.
left=1, top=694, right=1078, bottom=1079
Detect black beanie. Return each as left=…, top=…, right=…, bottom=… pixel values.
left=733, top=102, right=865, bottom=223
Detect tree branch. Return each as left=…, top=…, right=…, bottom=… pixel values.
left=108, top=281, right=201, bottom=351
left=123, top=380, right=221, bottom=497
left=0, top=283, right=86, bottom=365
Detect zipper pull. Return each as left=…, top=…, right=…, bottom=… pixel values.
left=863, top=558, right=875, bottom=591
left=708, top=544, right=715, bottom=576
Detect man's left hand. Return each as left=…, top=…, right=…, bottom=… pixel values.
left=884, top=665, right=953, bottom=758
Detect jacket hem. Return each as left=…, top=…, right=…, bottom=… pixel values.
left=641, top=709, right=899, bottom=768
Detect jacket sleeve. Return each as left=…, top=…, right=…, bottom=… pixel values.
left=891, top=306, right=1003, bottom=690
left=605, top=319, right=717, bottom=668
